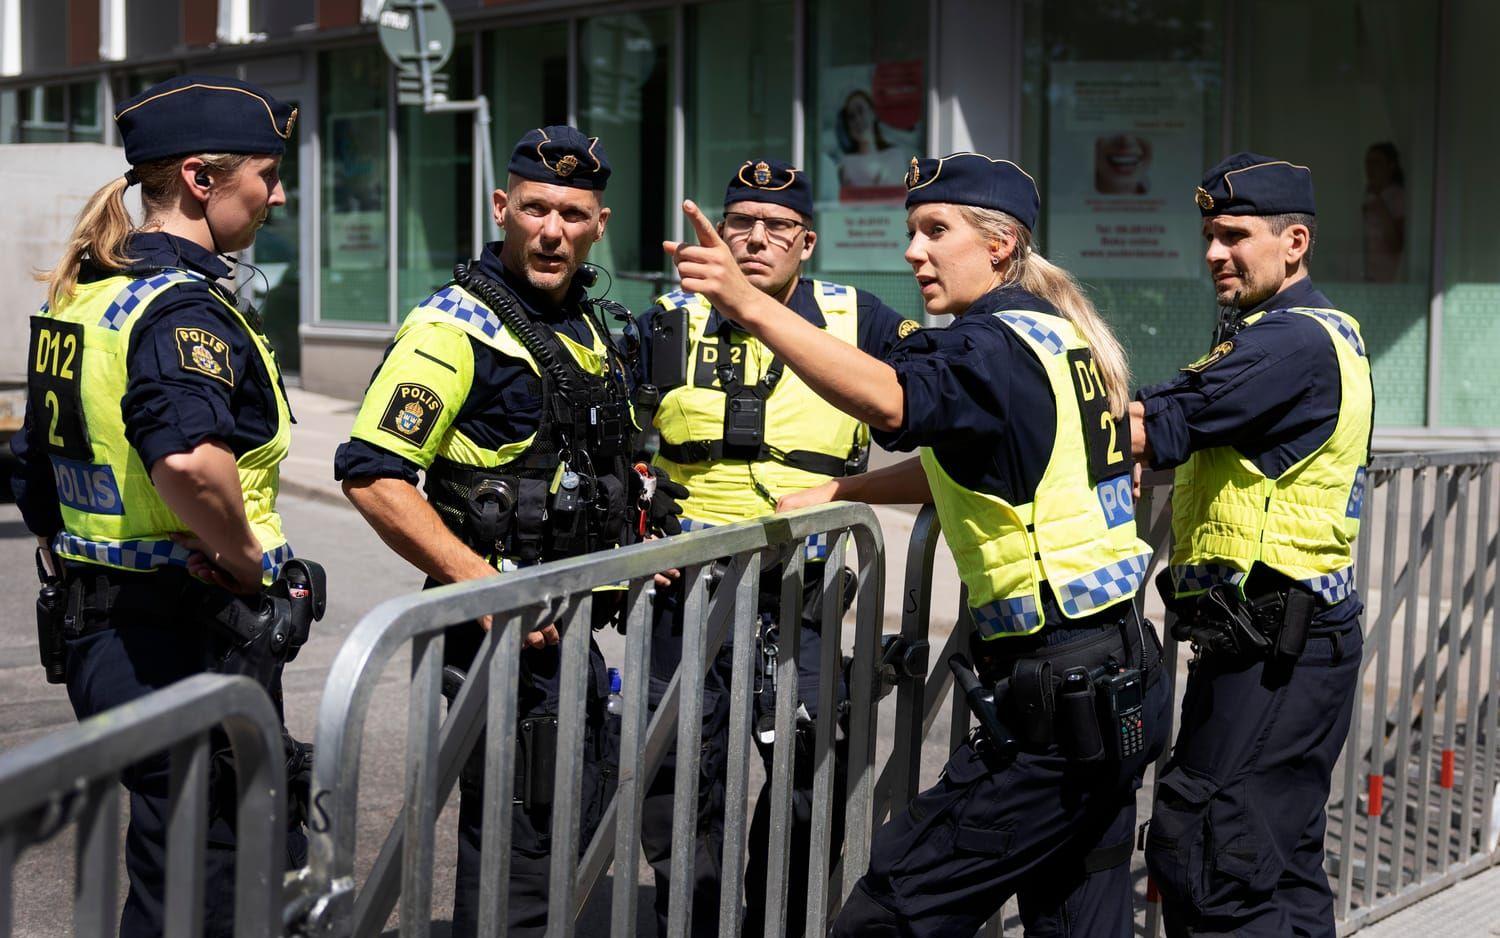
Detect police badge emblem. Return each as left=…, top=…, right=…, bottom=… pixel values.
left=754, top=161, right=772, bottom=186
left=191, top=345, right=222, bottom=375
left=906, top=157, right=920, bottom=188
left=378, top=383, right=443, bottom=447
left=397, top=402, right=424, bottom=434
left=555, top=154, right=579, bottom=178
left=1195, top=186, right=1215, bottom=211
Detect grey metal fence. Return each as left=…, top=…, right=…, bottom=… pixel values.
left=0, top=673, right=288, bottom=938
left=296, top=503, right=886, bottom=938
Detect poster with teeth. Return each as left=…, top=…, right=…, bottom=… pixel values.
left=1045, top=61, right=1208, bottom=279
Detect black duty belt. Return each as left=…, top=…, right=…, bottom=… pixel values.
left=657, top=439, right=858, bottom=477
left=59, top=565, right=207, bottom=638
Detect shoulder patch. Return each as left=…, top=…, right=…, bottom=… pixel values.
left=175, top=326, right=235, bottom=387
left=378, top=382, right=444, bottom=448
left=896, top=318, right=922, bottom=339
left=1181, top=340, right=1234, bottom=374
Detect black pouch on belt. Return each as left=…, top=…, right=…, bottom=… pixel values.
left=1274, top=587, right=1315, bottom=660
left=1010, top=658, right=1055, bottom=747
left=518, top=715, right=560, bottom=813
left=1056, top=667, right=1105, bottom=761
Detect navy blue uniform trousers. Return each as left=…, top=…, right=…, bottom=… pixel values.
left=831, top=651, right=1171, bottom=938
left=1146, top=626, right=1362, bottom=937
left=639, top=561, right=848, bottom=937
left=446, top=620, right=611, bottom=938
left=64, top=613, right=306, bottom=938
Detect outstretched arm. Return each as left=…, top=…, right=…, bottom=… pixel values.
left=777, top=455, right=932, bottom=513
left=665, top=200, right=907, bottom=432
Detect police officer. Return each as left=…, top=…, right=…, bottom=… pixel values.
left=10, top=75, right=311, bottom=937
left=1131, top=154, right=1372, bottom=937
left=635, top=158, right=913, bottom=936
left=671, top=152, right=1171, bottom=936
left=334, top=126, right=683, bottom=938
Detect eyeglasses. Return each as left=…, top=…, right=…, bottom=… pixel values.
left=722, top=212, right=806, bottom=243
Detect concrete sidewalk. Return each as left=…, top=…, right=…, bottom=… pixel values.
left=278, top=386, right=964, bottom=630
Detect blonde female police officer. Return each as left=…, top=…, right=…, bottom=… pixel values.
left=10, top=76, right=302, bottom=937
left=635, top=158, right=912, bottom=937
left=670, top=153, right=1170, bottom=936
left=1131, top=154, right=1372, bottom=937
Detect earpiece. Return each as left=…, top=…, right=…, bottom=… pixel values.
left=575, top=265, right=599, bottom=288
left=195, top=171, right=211, bottom=189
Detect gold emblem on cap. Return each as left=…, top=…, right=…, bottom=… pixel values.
left=556, top=154, right=579, bottom=178
left=284, top=108, right=299, bottom=138
left=1195, top=186, right=1215, bottom=210
left=753, top=161, right=772, bottom=186
left=906, top=157, right=920, bottom=188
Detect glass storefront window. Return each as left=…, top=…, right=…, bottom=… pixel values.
left=486, top=22, right=569, bottom=164
left=1438, top=0, right=1499, bottom=427
left=319, top=46, right=391, bottom=324
left=578, top=10, right=674, bottom=314
left=68, top=81, right=102, bottom=143
left=806, top=0, right=928, bottom=298
left=397, top=37, right=475, bottom=312
left=1021, top=0, right=1224, bottom=394
left=685, top=0, right=795, bottom=212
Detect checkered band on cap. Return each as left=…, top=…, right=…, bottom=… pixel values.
left=1056, top=550, right=1152, bottom=617
left=98, top=270, right=206, bottom=330
left=969, top=594, right=1041, bottom=638
left=995, top=312, right=1066, bottom=356
left=679, top=516, right=829, bottom=561
left=54, top=533, right=295, bottom=579
left=421, top=286, right=503, bottom=339
left=1291, top=308, right=1367, bottom=357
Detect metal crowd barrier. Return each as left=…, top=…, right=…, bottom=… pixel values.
left=0, top=673, right=288, bottom=938
left=296, top=503, right=885, bottom=938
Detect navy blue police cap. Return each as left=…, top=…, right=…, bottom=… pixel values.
left=1195, top=152, right=1315, bottom=216
left=724, top=159, right=814, bottom=218
left=508, top=125, right=611, bottom=191
left=904, top=152, right=1040, bottom=232
left=114, top=75, right=297, bottom=165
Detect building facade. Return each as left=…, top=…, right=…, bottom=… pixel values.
left=2, top=0, right=1494, bottom=436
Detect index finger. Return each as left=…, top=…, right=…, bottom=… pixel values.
left=683, top=200, right=723, bottom=248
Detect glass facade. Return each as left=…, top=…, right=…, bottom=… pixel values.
left=5, top=0, right=1489, bottom=423
left=319, top=46, right=390, bottom=324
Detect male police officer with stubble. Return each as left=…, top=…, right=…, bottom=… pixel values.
left=1131, top=154, right=1374, bottom=937
left=335, top=126, right=683, bottom=937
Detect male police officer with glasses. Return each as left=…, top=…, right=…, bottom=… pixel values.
left=335, top=126, right=683, bottom=937
left=634, top=159, right=913, bottom=936
left=1130, top=154, right=1374, bottom=937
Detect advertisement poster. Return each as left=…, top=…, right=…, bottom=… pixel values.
left=814, top=61, right=924, bottom=271
left=326, top=112, right=387, bottom=271
left=1046, top=62, right=1206, bottom=279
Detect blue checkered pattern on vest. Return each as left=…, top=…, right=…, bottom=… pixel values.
left=995, top=312, right=1066, bottom=356
left=1055, top=550, right=1152, bottom=617
left=1302, top=565, right=1355, bottom=604
left=421, top=286, right=503, bottom=339
left=679, top=516, right=829, bottom=561
left=970, top=593, right=1040, bottom=638
left=97, top=269, right=207, bottom=330
left=658, top=289, right=695, bottom=309
left=1291, top=308, right=1366, bottom=357
left=817, top=281, right=850, bottom=298
left=1170, top=563, right=1247, bottom=594
left=55, top=532, right=295, bottom=579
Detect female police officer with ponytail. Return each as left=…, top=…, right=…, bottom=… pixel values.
left=667, top=153, right=1170, bottom=936
left=10, top=76, right=304, bottom=937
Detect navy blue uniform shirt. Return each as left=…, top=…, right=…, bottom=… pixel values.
left=11, top=232, right=283, bottom=538
left=632, top=278, right=913, bottom=386
left=1137, top=276, right=1363, bottom=625
left=333, top=243, right=609, bottom=484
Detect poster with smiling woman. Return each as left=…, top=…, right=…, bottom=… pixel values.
left=1046, top=61, right=1207, bottom=280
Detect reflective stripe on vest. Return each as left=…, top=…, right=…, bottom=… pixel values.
left=1168, top=306, right=1373, bottom=604
left=403, top=284, right=619, bottom=469
left=53, top=533, right=296, bottom=579
left=922, top=310, right=1152, bottom=639
left=37, top=271, right=291, bottom=579
left=651, top=282, right=868, bottom=524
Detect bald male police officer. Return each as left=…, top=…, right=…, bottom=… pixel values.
left=335, top=126, right=682, bottom=937
left=635, top=159, right=914, bottom=936
left=1132, top=154, right=1373, bottom=937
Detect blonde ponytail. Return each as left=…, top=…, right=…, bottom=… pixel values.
left=39, top=152, right=252, bottom=310
left=958, top=206, right=1132, bottom=416
left=41, top=175, right=136, bottom=310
